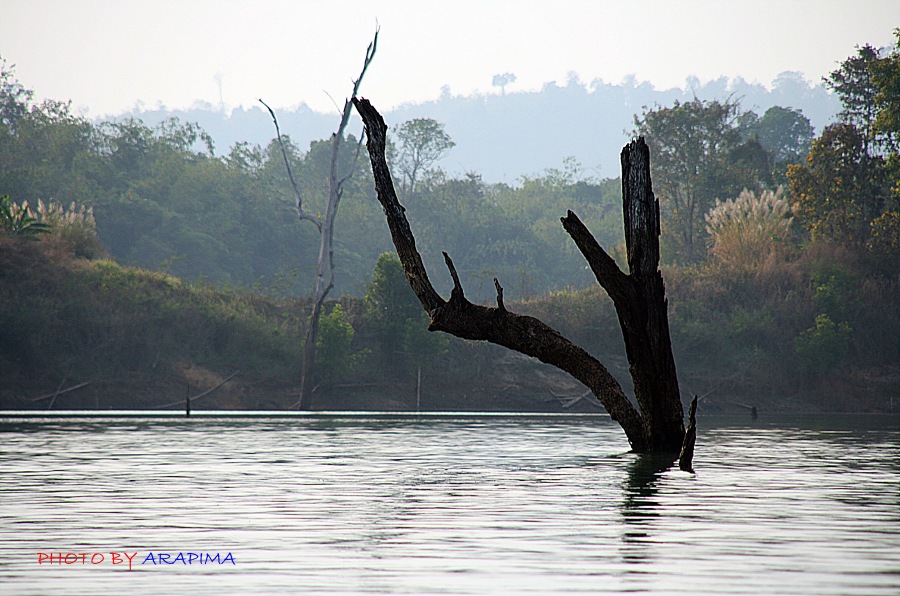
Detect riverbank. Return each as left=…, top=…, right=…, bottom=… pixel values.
left=2, top=235, right=898, bottom=414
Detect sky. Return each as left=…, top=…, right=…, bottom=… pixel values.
left=1, top=0, right=897, bottom=118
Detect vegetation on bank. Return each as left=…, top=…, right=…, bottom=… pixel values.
left=1, top=36, right=899, bottom=412
left=1, top=224, right=897, bottom=412
left=0, top=215, right=305, bottom=408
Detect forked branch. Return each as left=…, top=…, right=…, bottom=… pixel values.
left=258, top=98, right=322, bottom=230
left=352, top=97, right=649, bottom=451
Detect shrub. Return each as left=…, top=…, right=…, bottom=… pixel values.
left=314, top=303, right=363, bottom=385
left=0, top=195, right=50, bottom=238
left=811, top=266, right=860, bottom=323
left=32, top=199, right=102, bottom=258
left=0, top=195, right=101, bottom=257
left=705, top=187, right=793, bottom=271
left=794, top=313, right=852, bottom=379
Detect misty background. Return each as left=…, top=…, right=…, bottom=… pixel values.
left=127, top=71, right=839, bottom=183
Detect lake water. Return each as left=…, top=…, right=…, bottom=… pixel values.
left=1, top=412, right=898, bottom=595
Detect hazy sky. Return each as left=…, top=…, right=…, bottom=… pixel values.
left=2, top=0, right=897, bottom=117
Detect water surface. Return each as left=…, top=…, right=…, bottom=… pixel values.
left=1, top=412, right=898, bottom=594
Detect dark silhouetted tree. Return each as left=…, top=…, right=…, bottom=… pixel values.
left=354, top=97, right=692, bottom=461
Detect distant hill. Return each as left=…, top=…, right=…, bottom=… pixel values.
left=119, top=72, right=840, bottom=184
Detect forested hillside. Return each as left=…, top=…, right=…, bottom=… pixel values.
left=1, top=34, right=898, bottom=412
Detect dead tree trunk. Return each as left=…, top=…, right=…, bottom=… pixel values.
left=353, top=97, right=685, bottom=453
left=560, top=140, right=684, bottom=451
left=261, top=31, right=377, bottom=409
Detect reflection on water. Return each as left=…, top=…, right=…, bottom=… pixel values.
left=0, top=413, right=898, bottom=595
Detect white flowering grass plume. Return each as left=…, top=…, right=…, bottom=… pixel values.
left=10, top=198, right=101, bottom=257
left=705, top=187, right=793, bottom=271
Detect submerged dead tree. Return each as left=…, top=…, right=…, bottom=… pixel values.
left=261, top=31, right=377, bottom=409
left=354, top=97, right=693, bottom=456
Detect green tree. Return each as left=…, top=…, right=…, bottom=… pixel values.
left=314, top=303, right=361, bottom=386
left=491, top=72, right=517, bottom=95
left=393, top=118, right=455, bottom=197
left=756, top=106, right=815, bottom=168
left=0, top=63, right=96, bottom=206
left=0, top=56, right=33, bottom=130
left=727, top=137, right=774, bottom=191
left=365, top=252, right=422, bottom=342
left=870, top=29, right=900, bottom=258
left=872, top=29, right=900, bottom=146
left=364, top=252, right=446, bottom=376
left=633, top=98, right=757, bottom=263
left=794, top=313, right=852, bottom=380
left=788, top=123, right=888, bottom=245
left=825, top=43, right=883, bottom=153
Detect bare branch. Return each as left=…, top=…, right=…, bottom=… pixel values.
left=679, top=395, right=698, bottom=472
left=493, top=278, right=506, bottom=312
left=442, top=251, right=465, bottom=301
left=322, top=90, right=343, bottom=117
left=29, top=380, right=91, bottom=403
left=154, top=371, right=239, bottom=408
left=293, top=28, right=379, bottom=409
left=561, top=210, right=634, bottom=306
left=258, top=98, right=322, bottom=231
left=336, top=127, right=367, bottom=189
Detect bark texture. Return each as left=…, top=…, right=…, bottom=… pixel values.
left=353, top=98, right=685, bottom=453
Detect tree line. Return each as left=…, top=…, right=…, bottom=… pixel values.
left=1, top=33, right=898, bottom=409
left=0, top=55, right=624, bottom=302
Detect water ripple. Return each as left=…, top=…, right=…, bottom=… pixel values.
left=0, top=414, right=898, bottom=594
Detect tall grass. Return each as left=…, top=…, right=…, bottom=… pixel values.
left=705, top=187, right=793, bottom=272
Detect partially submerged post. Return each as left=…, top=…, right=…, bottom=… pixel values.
left=353, top=97, right=688, bottom=455
left=679, top=395, right=698, bottom=471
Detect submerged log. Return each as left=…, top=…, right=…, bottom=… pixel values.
left=353, top=97, right=686, bottom=454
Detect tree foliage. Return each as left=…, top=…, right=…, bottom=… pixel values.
left=825, top=43, right=882, bottom=153
left=314, top=303, right=362, bottom=386
left=491, top=72, right=517, bottom=95
left=752, top=106, right=816, bottom=172
left=393, top=118, right=455, bottom=197
left=794, top=313, right=852, bottom=379
left=788, top=123, right=889, bottom=246
left=872, top=29, right=900, bottom=147
left=633, top=98, right=769, bottom=263
left=363, top=252, right=447, bottom=376
left=784, top=33, right=900, bottom=256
